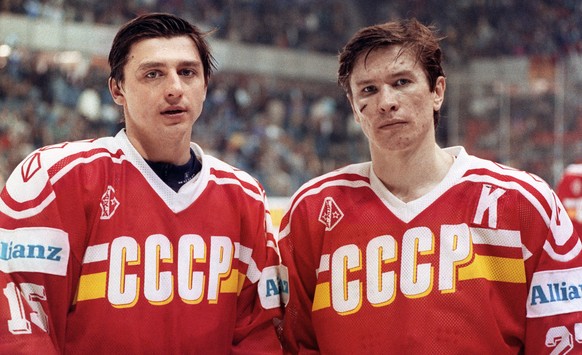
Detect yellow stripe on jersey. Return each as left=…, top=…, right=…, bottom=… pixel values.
left=313, top=282, right=331, bottom=311
left=75, top=272, right=107, bottom=302
left=458, top=254, right=526, bottom=283
left=220, top=268, right=240, bottom=294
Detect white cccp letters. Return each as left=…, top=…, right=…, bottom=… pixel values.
left=108, top=234, right=235, bottom=307
left=331, top=224, right=471, bottom=314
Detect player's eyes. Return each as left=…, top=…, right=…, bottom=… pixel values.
left=145, top=71, right=160, bottom=79
left=180, top=69, right=197, bottom=77
left=362, top=86, right=377, bottom=94
left=395, top=78, right=411, bottom=86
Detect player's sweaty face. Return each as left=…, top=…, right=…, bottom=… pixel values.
left=110, top=36, right=207, bottom=161
left=348, top=45, right=444, bottom=156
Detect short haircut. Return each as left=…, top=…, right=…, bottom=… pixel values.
left=108, top=12, right=217, bottom=87
left=338, top=18, right=446, bottom=125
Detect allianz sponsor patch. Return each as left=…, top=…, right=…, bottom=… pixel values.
left=258, top=265, right=285, bottom=309
left=0, top=227, right=69, bottom=276
left=527, top=267, right=582, bottom=318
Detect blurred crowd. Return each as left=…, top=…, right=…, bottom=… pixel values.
left=2, top=0, right=581, bottom=62
left=1, top=1, right=582, bottom=195
left=0, top=47, right=366, bottom=196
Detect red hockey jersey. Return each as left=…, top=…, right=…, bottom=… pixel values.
left=278, top=147, right=582, bottom=354
left=0, top=130, right=282, bottom=354
left=556, top=163, right=582, bottom=236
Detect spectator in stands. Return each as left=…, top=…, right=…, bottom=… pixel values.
left=2, top=1, right=582, bottom=192
left=556, top=162, right=582, bottom=235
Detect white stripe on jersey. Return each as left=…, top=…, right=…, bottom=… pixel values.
left=460, top=172, right=582, bottom=261
left=460, top=173, right=552, bottom=225
left=8, top=139, right=124, bottom=202
left=470, top=227, right=535, bottom=261
left=543, top=239, right=582, bottom=262
left=209, top=157, right=262, bottom=188
left=316, top=254, right=330, bottom=277
left=208, top=175, right=263, bottom=203
left=266, top=240, right=277, bottom=251
left=51, top=152, right=126, bottom=187
left=462, top=154, right=581, bottom=262
left=82, top=243, right=110, bottom=264
left=0, top=191, right=56, bottom=220
left=278, top=178, right=370, bottom=241
left=2, top=138, right=125, bottom=219
left=239, top=244, right=261, bottom=283
left=470, top=227, right=521, bottom=247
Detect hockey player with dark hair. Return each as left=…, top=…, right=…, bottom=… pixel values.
left=0, top=13, right=282, bottom=354
left=278, top=18, right=582, bottom=354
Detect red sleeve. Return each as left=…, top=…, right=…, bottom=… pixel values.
left=0, top=159, right=78, bottom=353
left=278, top=197, right=323, bottom=354
left=524, top=189, right=582, bottom=354
left=232, top=191, right=284, bottom=354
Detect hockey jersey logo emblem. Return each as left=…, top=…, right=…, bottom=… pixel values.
left=21, top=152, right=42, bottom=182
left=318, top=197, right=344, bottom=231
left=100, top=186, right=120, bottom=220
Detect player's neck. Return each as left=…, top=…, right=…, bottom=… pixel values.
left=372, top=144, right=454, bottom=203
left=127, top=131, right=192, bottom=165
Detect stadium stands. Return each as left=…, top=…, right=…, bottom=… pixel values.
left=1, top=1, right=582, bottom=194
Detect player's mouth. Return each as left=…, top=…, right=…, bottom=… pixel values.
left=378, top=120, right=406, bottom=130
left=161, top=106, right=187, bottom=116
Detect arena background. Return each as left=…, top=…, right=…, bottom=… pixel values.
left=1, top=1, right=581, bottom=227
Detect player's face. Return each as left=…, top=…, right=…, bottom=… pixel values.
left=109, top=36, right=207, bottom=161
left=348, top=45, right=445, bottom=157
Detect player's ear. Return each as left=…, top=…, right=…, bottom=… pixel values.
left=109, top=78, right=125, bottom=106
left=432, top=76, right=446, bottom=111
left=202, top=82, right=208, bottom=101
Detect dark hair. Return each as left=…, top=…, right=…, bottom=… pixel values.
left=108, top=13, right=217, bottom=87
left=338, top=18, right=446, bottom=125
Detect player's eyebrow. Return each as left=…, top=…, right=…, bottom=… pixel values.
left=137, top=60, right=202, bottom=71
left=353, top=69, right=415, bottom=87
left=389, top=69, right=415, bottom=78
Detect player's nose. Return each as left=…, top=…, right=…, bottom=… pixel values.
left=378, top=86, right=398, bottom=113
left=165, top=71, right=184, bottom=99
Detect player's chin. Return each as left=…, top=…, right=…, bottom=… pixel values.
left=161, top=114, right=197, bottom=127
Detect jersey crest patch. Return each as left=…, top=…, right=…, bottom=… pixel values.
left=100, top=185, right=120, bottom=220
left=318, top=197, right=344, bottom=231
left=21, top=152, right=42, bottom=182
